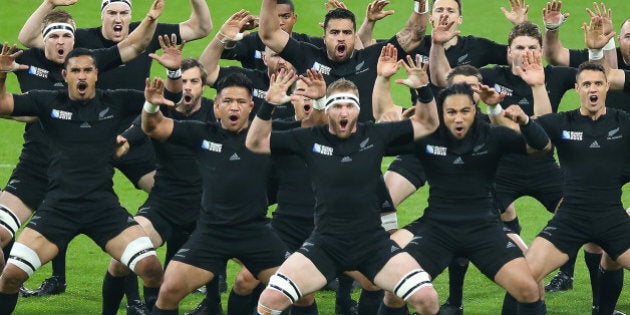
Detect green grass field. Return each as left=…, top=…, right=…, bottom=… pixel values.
left=1, top=0, right=630, bottom=314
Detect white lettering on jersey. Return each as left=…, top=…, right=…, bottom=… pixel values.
left=50, top=109, right=72, bottom=120
left=425, top=144, right=447, bottom=156
left=561, top=130, right=583, bottom=141
left=201, top=140, right=222, bottom=153
left=312, top=143, right=333, bottom=156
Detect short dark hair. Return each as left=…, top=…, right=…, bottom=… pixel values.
left=327, top=78, right=359, bottom=98
left=436, top=83, right=480, bottom=136
left=63, top=48, right=96, bottom=69
left=181, top=58, right=208, bottom=86
left=41, top=10, right=76, bottom=33
left=324, top=8, right=356, bottom=31
left=576, top=61, right=607, bottom=82
left=431, top=0, right=462, bottom=15
left=215, top=73, right=254, bottom=97
left=277, top=0, right=295, bottom=12
left=446, top=65, right=482, bottom=86
left=508, top=21, right=542, bottom=47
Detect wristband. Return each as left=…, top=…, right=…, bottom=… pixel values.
left=589, top=48, right=604, bottom=61
left=520, top=119, right=549, bottom=150
left=544, top=15, right=567, bottom=31
left=487, top=103, right=504, bottom=117
left=0, top=63, right=22, bottom=73
left=166, top=68, right=182, bottom=80
left=604, top=37, right=616, bottom=51
left=313, top=97, right=326, bottom=110
left=380, top=212, right=398, bottom=232
left=217, top=31, right=245, bottom=44
left=256, top=101, right=274, bottom=120
left=414, top=0, right=429, bottom=14
left=143, top=101, right=159, bottom=114
left=415, top=85, right=434, bottom=104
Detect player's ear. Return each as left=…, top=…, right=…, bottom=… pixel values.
left=62, top=69, right=67, bottom=81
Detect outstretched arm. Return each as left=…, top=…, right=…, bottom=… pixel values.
left=259, top=0, right=291, bottom=53
left=246, top=69, right=298, bottom=154
left=501, top=0, right=529, bottom=25
left=149, top=34, right=184, bottom=94
left=0, top=43, right=25, bottom=116
left=18, top=0, right=77, bottom=48
left=141, top=77, right=177, bottom=142
left=542, top=0, right=570, bottom=65
left=503, top=105, right=552, bottom=153
left=178, top=0, right=212, bottom=42
left=514, top=50, right=551, bottom=117
left=395, top=0, right=429, bottom=53
left=428, top=14, right=460, bottom=88
left=199, top=10, right=256, bottom=87
left=396, top=54, right=438, bottom=139
left=117, top=0, right=164, bottom=63
left=357, top=0, right=394, bottom=48
left=373, top=44, right=403, bottom=121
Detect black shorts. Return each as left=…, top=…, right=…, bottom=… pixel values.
left=112, top=140, right=156, bottom=188
left=494, top=166, right=563, bottom=213
left=538, top=208, right=630, bottom=261
left=403, top=217, right=523, bottom=280
left=387, top=154, right=427, bottom=189
left=135, top=200, right=198, bottom=245
left=270, top=214, right=313, bottom=252
left=171, top=223, right=288, bottom=278
left=297, top=229, right=402, bottom=283
left=4, top=145, right=49, bottom=210
left=27, top=204, right=138, bottom=251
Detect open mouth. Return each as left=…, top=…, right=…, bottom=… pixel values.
left=229, top=114, right=238, bottom=122
left=77, top=82, right=88, bottom=94
left=57, top=49, right=65, bottom=57
left=183, top=94, right=193, bottom=104
left=455, top=126, right=464, bottom=134
left=336, top=44, right=346, bottom=58
left=589, top=95, right=598, bottom=103
left=339, top=119, right=348, bottom=129
left=114, top=25, right=123, bottom=32
left=303, top=104, right=311, bottom=112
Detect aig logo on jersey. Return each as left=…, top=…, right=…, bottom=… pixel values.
left=312, top=143, right=333, bottom=156
left=425, top=145, right=447, bottom=156
left=312, top=62, right=331, bottom=75
left=51, top=109, right=73, bottom=120
left=561, top=130, right=583, bottom=141
left=201, top=140, right=222, bottom=153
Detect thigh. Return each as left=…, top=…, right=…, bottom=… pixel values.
left=84, top=205, right=140, bottom=250
left=465, top=223, right=524, bottom=280
left=13, top=227, right=59, bottom=266
left=26, top=206, right=81, bottom=251
left=373, top=251, right=425, bottom=292
left=163, top=260, right=213, bottom=294
left=237, top=224, right=289, bottom=278
left=275, top=252, right=328, bottom=296
left=401, top=218, right=454, bottom=279
left=595, top=211, right=630, bottom=260
left=104, top=225, right=150, bottom=261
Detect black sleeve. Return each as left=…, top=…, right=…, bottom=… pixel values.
left=478, top=38, right=508, bottom=66
left=568, top=49, right=589, bottom=68
left=11, top=91, right=52, bottom=117
left=272, top=119, right=301, bottom=131
left=167, top=120, right=208, bottom=149
left=120, top=115, right=149, bottom=147
left=164, top=88, right=182, bottom=105
left=278, top=37, right=318, bottom=74
left=624, top=70, right=630, bottom=92
left=148, top=23, right=182, bottom=52
left=93, top=46, right=123, bottom=73
left=535, top=113, right=562, bottom=144
left=493, top=126, right=527, bottom=155
left=220, top=34, right=259, bottom=64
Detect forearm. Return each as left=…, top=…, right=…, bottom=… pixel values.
left=395, top=1, right=428, bottom=53
left=531, top=85, right=552, bottom=117
left=373, top=76, right=397, bottom=120
left=245, top=103, right=274, bottom=154
left=179, top=0, right=212, bottom=41
left=357, top=18, right=376, bottom=48
left=118, top=15, right=159, bottom=63
left=0, top=73, right=15, bottom=115
left=18, top=0, right=54, bottom=48
left=428, top=42, right=450, bottom=88
left=259, top=0, right=289, bottom=52
left=520, top=119, right=551, bottom=152
left=412, top=85, right=439, bottom=138
left=542, top=30, right=569, bottom=66
left=199, top=36, right=225, bottom=87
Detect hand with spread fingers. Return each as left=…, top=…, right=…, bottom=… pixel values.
left=431, top=14, right=461, bottom=45
left=472, top=83, right=507, bottom=107
left=377, top=44, right=401, bottom=79
left=542, top=0, right=569, bottom=31
left=396, top=54, right=429, bottom=89
left=501, top=0, right=529, bottom=25
left=514, top=50, right=545, bottom=87
left=294, top=69, right=326, bottom=101
left=366, top=0, right=395, bottom=23
left=583, top=15, right=615, bottom=50
left=149, top=34, right=185, bottom=70
left=266, top=68, right=298, bottom=105
left=586, top=2, right=613, bottom=38
left=144, top=77, right=176, bottom=107
left=0, top=42, right=27, bottom=73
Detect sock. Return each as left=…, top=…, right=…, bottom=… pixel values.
left=597, top=267, right=623, bottom=315
left=377, top=303, right=408, bottom=315
left=51, top=246, right=67, bottom=278
left=584, top=251, right=603, bottom=308
left=228, top=288, right=254, bottom=315
left=517, top=300, right=546, bottom=315
left=205, top=277, right=222, bottom=312
left=124, top=273, right=141, bottom=301
left=359, top=289, right=384, bottom=315
left=144, top=285, right=159, bottom=311
left=501, top=293, right=518, bottom=315
left=559, top=253, right=577, bottom=278
left=336, top=274, right=354, bottom=307
left=446, top=257, right=469, bottom=307
left=291, top=300, right=318, bottom=315
left=0, top=292, right=18, bottom=315
left=102, top=271, right=126, bottom=315
left=151, top=305, right=178, bottom=315
left=3, top=238, right=14, bottom=263
left=503, top=217, right=522, bottom=235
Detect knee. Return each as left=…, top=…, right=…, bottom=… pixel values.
left=108, top=258, right=130, bottom=277
left=233, top=270, right=259, bottom=295
left=134, top=256, right=163, bottom=287
left=0, top=265, right=29, bottom=292
left=293, top=294, right=315, bottom=307
left=511, top=279, right=540, bottom=303
left=406, top=286, right=439, bottom=315
left=258, top=288, right=292, bottom=311
left=383, top=291, right=406, bottom=308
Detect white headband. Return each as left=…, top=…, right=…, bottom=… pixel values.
left=101, top=0, right=132, bottom=12
left=325, top=93, right=360, bottom=111
left=42, top=23, right=75, bottom=41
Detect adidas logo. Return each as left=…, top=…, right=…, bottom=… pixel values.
left=390, top=245, right=399, bottom=253
left=229, top=153, right=240, bottom=161
left=453, top=157, right=464, bottom=165
left=341, top=156, right=352, bottom=163
left=589, top=140, right=600, bottom=149
left=506, top=241, right=516, bottom=249
left=80, top=122, right=91, bottom=128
